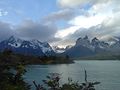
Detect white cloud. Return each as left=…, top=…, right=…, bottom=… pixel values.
left=57, top=0, right=111, bottom=8
left=0, top=9, right=8, bottom=16
left=0, top=0, right=120, bottom=48
left=69, top=14, right=106, bottom=28
left=42, top=9, right=75, bottom=22
left=55, top=2, right=111, bottom=39
left=54, top=0, right=120, bottom=47
left=67, top=0, right=115, bottom=29
left=55, top=26, right=80, bottom=38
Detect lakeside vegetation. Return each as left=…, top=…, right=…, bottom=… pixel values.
left=0, top=49, right=73, bottom=65
left=0, top=49, right=100, bottom=90
left=33, top=71, right=100, bottom=90
left=0, top=49, right=72, bottom=90
left=0, top=49, right=30, bottom=90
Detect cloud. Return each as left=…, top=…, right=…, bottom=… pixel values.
left=52, top=0, right=120, bottom=47
left=54, top=8, right=108, bottom=39
left=58, top=0, right=91, bottom=8
left=0, top=20, right=59, bottom=44
left=57, top=0, right=119, bottom=8
left=0, top=0, right=120, bottom=48
left=0, top=21, right=14, bottom=41
left=69, top=14, right=106, bottom=28
left=42, top=9, right=75, bottom=22
left=0, top=9, right=8, bottom=16
left=59, top=13, right=120, bottom=46
left=55, top=26, right=80, bottom=38
left=15, top=20, right=58, bottom=42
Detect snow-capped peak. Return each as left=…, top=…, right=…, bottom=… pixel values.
left=6, top=36, right=23, bottom=48
left=7, top=36, right=23, bottom=43
left=0, top=36, right=54, bottom=56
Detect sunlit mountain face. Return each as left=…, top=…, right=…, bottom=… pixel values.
left=0, top=0, right=120, bottom=48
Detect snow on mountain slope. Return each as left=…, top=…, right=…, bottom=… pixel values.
left=6, top=36, right=23, bottom=48
left=0, top=36, right=54, bottom=56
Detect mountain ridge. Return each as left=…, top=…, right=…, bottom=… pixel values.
left=1, top=35, right=120, bottom=58
left=63, top=36, right=120, bottom=58
left=0, top=36, right=55, bottom=56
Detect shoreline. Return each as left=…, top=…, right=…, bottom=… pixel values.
left=25, top=59, right=120, bottom=65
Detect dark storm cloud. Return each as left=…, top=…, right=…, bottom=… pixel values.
left=15, top=20, right=58, bottom=42
left=0, top=20, right=59, bottom=43
left=0, top=21, right=14, bottom=41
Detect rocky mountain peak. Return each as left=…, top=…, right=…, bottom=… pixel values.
left=92, top=37, right=99, bottom=42
left=0, top=36, right=54, bottom=56
left=76, top=36, right=90, bottom=47
left=7, top=36, right=23, bottom=43
left=83, top=35, right=89, bottom=40
left=91, top=37, right=100, bottom=45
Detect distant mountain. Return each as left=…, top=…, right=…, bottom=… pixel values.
left=91, top=37, right=109, bottom=53
left=63, top=36, right=95, bottom=58
left=109, top=38, right=120, bottom=53
left=64, top=45, right=94, bottom=58
left=0, top=36, right=55, bottom=56
left=65, top=45, right=73, bottom=50
left=2, top=36, right=120, bottom=58
left=53, top=46, right=66, bottom=53
left=63, top=35, right=120, bottom=58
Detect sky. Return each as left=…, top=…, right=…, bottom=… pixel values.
left=0, top=0, right=120, bottom=47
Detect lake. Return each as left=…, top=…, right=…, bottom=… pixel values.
left=24, top=60, right=120, bottom=90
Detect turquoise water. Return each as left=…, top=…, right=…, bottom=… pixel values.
left=24, top=60, right=120, bottom=90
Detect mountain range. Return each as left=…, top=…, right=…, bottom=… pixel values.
left=63, top=36, right=120, bottom=58
left=0, top=36, right=55, bottom=56
left=0, top=36, right=120, bottom=58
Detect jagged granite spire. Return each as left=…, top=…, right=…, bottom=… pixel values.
left=76, top=35, right=90, bottom=47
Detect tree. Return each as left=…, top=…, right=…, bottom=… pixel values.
left=33, top=71, right=100, bottom=90
left=0, top=49, right=30, bottom=90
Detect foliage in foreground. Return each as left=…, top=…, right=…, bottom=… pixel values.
left=0, top=49, right=100, bottom=90
left=33, top=71, right=100, bottom=90
left=0, top=49, right=30, bottom=90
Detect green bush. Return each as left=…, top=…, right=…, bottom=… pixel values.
left=33, top=72, right=100, bottom=90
